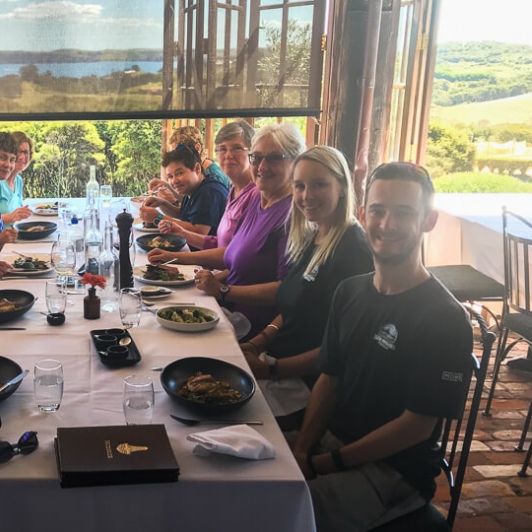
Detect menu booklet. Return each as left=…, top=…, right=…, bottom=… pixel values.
left=54, top=424, right=179, bottom=488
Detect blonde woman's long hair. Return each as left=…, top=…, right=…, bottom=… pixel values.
left=287, top=146, right=357, bottom=277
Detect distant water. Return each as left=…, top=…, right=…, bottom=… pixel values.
left=0, top=61, right=163, bottom=78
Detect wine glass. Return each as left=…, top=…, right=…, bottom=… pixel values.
left=50, top=240, right=76, bottom=281
left=119, top=288, right=142, bottom=329
left=100, top=185, right=113, bottom=208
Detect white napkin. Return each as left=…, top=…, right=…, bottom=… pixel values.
left=258, top=353, right=311, bottom=417
left=187, top=424, right=276, bottom=460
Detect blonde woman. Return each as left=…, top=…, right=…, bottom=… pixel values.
left=240, top=146, right=374, bottom=429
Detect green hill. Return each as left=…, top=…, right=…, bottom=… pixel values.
left=430, top=91, right=532, bottom=127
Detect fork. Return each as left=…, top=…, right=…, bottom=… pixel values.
left=170, top=414, right=263, bottom=426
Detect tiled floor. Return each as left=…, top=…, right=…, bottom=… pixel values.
left=434, top=335, right=532, bottom=531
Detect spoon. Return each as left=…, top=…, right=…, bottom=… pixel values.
left=119, top=337, right=132, bottom=346
left=170, top=414, right=263, bottom=426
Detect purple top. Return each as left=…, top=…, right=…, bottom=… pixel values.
left=203, top=182, right=259, bottom=249
left=223, top=193, right=292, bottom=335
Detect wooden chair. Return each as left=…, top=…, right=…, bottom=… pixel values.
left=483, top=208, right=532, bottom=416
left=372, top=307, right=496, bottom=531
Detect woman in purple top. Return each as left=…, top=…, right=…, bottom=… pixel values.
left=148, top=122, right=306, bottom=336
left=158, top=120, right=259, bottom=249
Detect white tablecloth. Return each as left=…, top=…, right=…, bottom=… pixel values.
left=425, top=193, right=532, bottom=284
left=0, top=201, right=316, bottom=532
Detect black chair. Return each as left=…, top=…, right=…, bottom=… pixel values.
left=517, top=397, right=532, bottom=478
left=428, top=265, right=504, bottom=330
left=372, top=307, right=496, bottom=531
left=483, top=208, right=532, bottom=416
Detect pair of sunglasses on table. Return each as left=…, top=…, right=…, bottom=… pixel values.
left=0, top=416, right=39, bottom=463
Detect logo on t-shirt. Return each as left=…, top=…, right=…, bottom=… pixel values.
left=442, top=371, right=464, bottom=383
left=374, top=323, right=398, bottom=351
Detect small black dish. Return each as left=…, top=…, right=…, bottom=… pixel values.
left=15, top=221, right=57, bottom=240
left=136, top=234, right=186, bottom=253
left=47, top=312, right=66, bottom=326
left=161, top=357, right=255, bottom=415
left=105, top=328, right=126, bottom=339
left=106, top=345, right=129, bottom=360
left=90, top=329, right=141, bottom=368
left=94, top=334, right=118, bottom=350
left=0, top=356, right=23, bottom=403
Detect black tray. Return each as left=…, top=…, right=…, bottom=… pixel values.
left=90, top=329, right=141, bottom=368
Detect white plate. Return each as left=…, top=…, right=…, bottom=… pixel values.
left=6, top=254, right=53, bottom=276
left=133, top=264, right=197, bottom=286
left=156, top=305, right=220, bottom=332
left=134, top=222, right=159, bottom=233
left=140, top=286, right=173, bottom=299
left=33, top=209, right=58, bottom=216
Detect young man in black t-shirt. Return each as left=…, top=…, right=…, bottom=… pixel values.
left=293, top=162, right=473, bottom=531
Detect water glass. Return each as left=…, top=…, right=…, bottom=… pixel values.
left=45, top=279, right=67, bottom=314
left=50, top=239, right=76, bottom=279
left=100, top=185, right=113, bottom=208
left=34, top=359, right=64, bottom=413
left=123, top=375, right=154, bottom=425
left=119, top=288, right=142, bottom=329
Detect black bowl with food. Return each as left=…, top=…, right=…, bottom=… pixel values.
left=0, top=356, right=23, bottom=403
left=161, top=357, right=255, bottom=415
left=0, top=289, right=36, bottom=324
left=136, top=234, right=186, bottom=253
left=15, top=221, right=57, bottom=240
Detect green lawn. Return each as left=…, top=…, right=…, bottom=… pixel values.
left=430, top=91, right=532, bottom=126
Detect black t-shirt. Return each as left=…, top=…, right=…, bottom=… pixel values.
left=319, top=273, right=473, bottom=500
left=269, top=224, right=374, bottom=360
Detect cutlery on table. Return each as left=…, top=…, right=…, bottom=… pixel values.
left=0, top=369, right=29, bottom=393
left=170, top=414, right=263, bottom=426
left=10, top=250, right=32, bottom=260
left=161, top=258, right=179, bottom=266
left=142, top=305, right=157, bottom=314
left=0, top=327, right=26, bottom=331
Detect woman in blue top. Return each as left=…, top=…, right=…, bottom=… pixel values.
left=0, top=131, right=33, bottom=225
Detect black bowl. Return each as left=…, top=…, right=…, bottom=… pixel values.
left=15, top=221, right=57, bottom=240
left=0, top=356, right=23, bottom=403
left=136, top=234, right=186, bottom=253
left=161, top=357, right=256, bottom=415
left=0, top=289, right=36, bottom=324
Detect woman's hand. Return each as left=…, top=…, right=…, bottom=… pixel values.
left=11, top=206, right=32, bottom=222
left=242, top=351, right=270, bottom=379
left=147, top=248, right=174, bottom=264
left=0, top=260, right=13, bottom=278
left=194, top=269, right=222, bottom=297
left=0, top=228, right=18, bottom=249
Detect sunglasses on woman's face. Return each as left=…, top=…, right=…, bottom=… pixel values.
left=0, top=431, right=39, bottom=463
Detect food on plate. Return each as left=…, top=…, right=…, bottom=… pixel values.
left=36, top=202, right=58, bottom=210
left=158, top=307, right=214, bottom=324
left=147, top=236, right=173, bottom=249
left=0, top=298, right=19, bottom=313
left=179, top=373, right=242, bottom=404
left=23, top=225, right=47, bottom=232
left=143, top=221, right=156, bottom=229
left=142, top=264, right=185, bottom=282
left=13, top=257, right=49, bottom=271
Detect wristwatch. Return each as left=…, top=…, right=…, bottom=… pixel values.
left=219, top=283, right=230, bottom=302
left=153, top=213, right=164, bottom=227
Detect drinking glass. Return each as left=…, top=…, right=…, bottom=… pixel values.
left=45, top=279, right=67, bottom=314
left=50, top=239, right=76, bottom=280
left=34, top=359, right=64, bottom=413
left=100, top=185, right=113, bottom=208
left=119, top=288, right=142, bottom=329
left=123, top=375, right=154, bottom=425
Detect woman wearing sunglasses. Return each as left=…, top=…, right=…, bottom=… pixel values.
left=148, top=123, right=306, bottom=338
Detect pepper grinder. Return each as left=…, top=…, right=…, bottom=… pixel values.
left=116, top=209, right=134, bottom=289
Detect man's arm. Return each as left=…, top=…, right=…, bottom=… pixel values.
left=310, top=409, right=438, bottom=476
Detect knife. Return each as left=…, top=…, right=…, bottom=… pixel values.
left=0, top=327, right=26, bottom=330
left=0, top=369, right=29, bottom=393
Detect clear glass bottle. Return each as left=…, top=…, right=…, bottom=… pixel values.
left=84, top=208, right=102, bottom=275
left=69, top=215, right=84, bottom=271
left=86, top=165, right=99, bottom=205
left=98, top=223, right=119, bottom=312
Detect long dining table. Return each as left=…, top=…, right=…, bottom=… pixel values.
left=0, top=199, right=316, bottom=532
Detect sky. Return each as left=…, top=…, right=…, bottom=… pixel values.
left=437, top=0, right=532, bottom=45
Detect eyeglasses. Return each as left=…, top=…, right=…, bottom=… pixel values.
left=215, top=146, right=249, bottom=156
left=0, top=431, right=39, bottom=463
left=248, top=153, right=294, bottom=166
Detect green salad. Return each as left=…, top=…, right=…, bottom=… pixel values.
left=158, top=307, right=215, bottom=324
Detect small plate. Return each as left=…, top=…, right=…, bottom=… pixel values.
left=33, top=209, right=58, bottom=216
left=140, top=286, right=173, bottom=299
left=134, top=264, right=197, bottom=286
left=7, top=254, right=53, bottom=276
left=90, top=329, right=141, bottom=368
left=156, top=305, right=220, bottom=332
left=133, top=222, right=159, bottom=233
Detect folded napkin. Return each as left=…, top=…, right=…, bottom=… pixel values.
left=187, top=424, right=275, bottom=460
